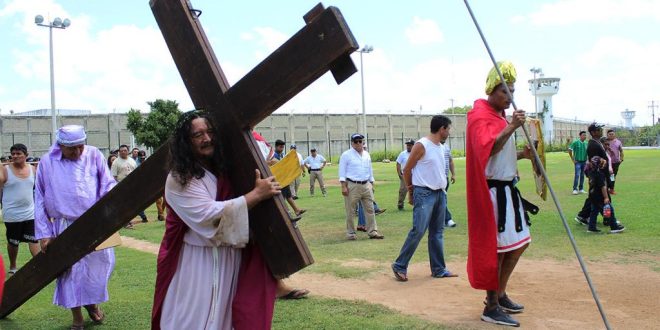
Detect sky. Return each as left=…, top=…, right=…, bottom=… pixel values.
left=0, top=0, right=658, bottom=127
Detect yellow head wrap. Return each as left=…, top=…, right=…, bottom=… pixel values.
left=485, top=61, right=517, bottom=95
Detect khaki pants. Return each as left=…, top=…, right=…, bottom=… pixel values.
left=344, top=181, right=378, bottom=236
left=309, top=170, right=327, bottom=195
left=398, top=176, right=407, bottom=208
left=291, top=176, right=301, bottom=197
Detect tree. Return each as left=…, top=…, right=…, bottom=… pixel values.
left=127, top=99, right=182, bottom=150
left=442, top=105, right=472, bottom=114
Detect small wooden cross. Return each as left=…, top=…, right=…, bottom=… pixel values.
left=0, top=1, right=358, bottom=318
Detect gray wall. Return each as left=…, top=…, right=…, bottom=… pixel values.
left=0, top=112, right=608, bottom=159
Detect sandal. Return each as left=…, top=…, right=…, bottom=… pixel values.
left=432, top=270, right=458, bottom=278
left=278, top=288, right=310, bottom=300
left=391, top=264, right=408, bottom=282
left=84, top=305, right=105, bottom=324
left=295, top=209, right=307, bottom=216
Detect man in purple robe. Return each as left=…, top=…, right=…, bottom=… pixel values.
left=35, top=125, right=116, bottom=329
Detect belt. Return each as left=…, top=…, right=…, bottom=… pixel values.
left=310, top=169, right=321, bottom=171
left=347, top=178, right=369, bottom=184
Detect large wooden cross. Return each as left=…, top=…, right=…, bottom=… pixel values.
left=0, top=1, right=358, bottom=318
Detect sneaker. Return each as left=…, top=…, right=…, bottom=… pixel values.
left=609, top=224, right=625, bottom=234
left=572, top=190, right=579, bottom=195
left=446, top=219, right=457, bottom=228
left=499, top=295, right=524, bottom=313
left=603, top=219, right=611, bottom=226
left=375, top=209, right=387, bottom=215
left=481, top=306, right=520, bottom=327
left=574, top=216, right=588, bottom=226
left=587, top=228, right=602, bottom=233
left=579, top=189, right=587, bottom=194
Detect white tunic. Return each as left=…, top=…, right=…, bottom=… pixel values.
left=484, top=135, right=531, bottom=252
left=160, top=169, right=249, bottom=330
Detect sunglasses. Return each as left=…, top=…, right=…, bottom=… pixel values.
left=352, top=140, right=363, bottom=144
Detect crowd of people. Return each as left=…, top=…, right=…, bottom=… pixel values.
left=0, top=61, right=632, bottom=329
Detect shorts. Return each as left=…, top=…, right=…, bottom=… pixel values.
left=281, top=186, right=292, bottom=199
left=5, top=220, right=38, bottom=246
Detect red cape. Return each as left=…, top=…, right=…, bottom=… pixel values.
left=151, top=174, right=276, bottom=329
left=465, top=99, right=508, bottom=291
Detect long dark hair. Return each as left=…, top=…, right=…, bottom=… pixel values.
left=169, top=110, right=225, bottom=186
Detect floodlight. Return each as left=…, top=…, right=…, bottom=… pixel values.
left=62, top=18, right=71, bottom=28
left=53, top=17, right=62, bottom=27
left=35, top=15, right=44, bottom=24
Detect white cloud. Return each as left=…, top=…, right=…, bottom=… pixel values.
left=525, top=0, right=660, bottom=26
left=405, top=16, right=444, bottom=45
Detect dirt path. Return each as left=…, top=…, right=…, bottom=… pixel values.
left=121, top=237, right=660, bottom=329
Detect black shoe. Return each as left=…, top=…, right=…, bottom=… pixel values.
left=141, top=218, right=148, bottom=223
left=375, top=209, right=387, bottom=215
left=481, top=306, right=520, bottom=327
left=603, top=219, right=611, bottom=226
left=609, top=224, right=625, bottom=234
left=292, top=196, right=299, bottom=200
left=587, top=228, right=602, bottom=233
left=499, top=296, right=524, bottom=313
left=574, top=216, right=588, bottom=226
left=397, top=206, right=404, bottom=211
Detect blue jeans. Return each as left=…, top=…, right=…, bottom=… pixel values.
left=357, top=201, right=379, bottom=226
left=589, top=201, right=618, bottom=230
left=392, top=186, right=447, bottom=276
left=573, top=161, right=586, bottom=190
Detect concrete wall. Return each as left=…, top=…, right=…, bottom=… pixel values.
left=0, top=112, right=612, bottom=159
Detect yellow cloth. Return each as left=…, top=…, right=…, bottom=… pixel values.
left=528, top=118, right=547, bottom=200
left=485, top=61, right=517, bottom=95
left=270, top=152, right=301, bottom=188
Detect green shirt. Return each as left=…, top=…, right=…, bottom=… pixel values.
left=569, top=139, right=588, bottom=162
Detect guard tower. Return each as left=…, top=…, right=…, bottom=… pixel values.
left=621, top=109, right=635, bottom=129
left=529, top=74, right=560, bottom=144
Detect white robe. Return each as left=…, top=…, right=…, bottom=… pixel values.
left=160, top=169, right=249, bottom=330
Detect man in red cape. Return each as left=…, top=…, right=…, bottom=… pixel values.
left=466, top=61, right=532, bottom=327
left=152, top=110, right=280, bottom=329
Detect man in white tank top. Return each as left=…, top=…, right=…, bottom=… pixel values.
left=392, top=115, right=457, bottom=281
left=0, top=144, right=40, bottom=275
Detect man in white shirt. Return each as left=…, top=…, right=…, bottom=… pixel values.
left=0, top=143, right=40, bottom=275
left=303, top=147, right=327, bottom=197
left=396, top=140, right=414, bottom=210
left=289, top=144, right=305, bottom=199
left=392, top=115, right=456, bottom=281
left=338, top=133, right=384, bottom=240
left=111, top=144, right=147, bottom=224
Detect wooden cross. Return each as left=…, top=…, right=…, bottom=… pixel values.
left=0, top=1, right=358, bottom=318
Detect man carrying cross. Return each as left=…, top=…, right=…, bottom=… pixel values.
left=152, top=111, right=281, bottom=329
left=35, top=125, right=116, bottom=329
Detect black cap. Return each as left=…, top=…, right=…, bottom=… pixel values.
left=310, top=147, right=317, bottom=152
left=405, top=139, right=415, bottom=145
left=588, top=122, right=604, bottom=132
left=290, top=144, right=296, bottom=149
left=351, top=133, right=364, bottom=141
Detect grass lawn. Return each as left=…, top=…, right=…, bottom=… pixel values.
left=1, top=149, right=657, bottom=329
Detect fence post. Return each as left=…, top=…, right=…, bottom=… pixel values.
left=384, top=132, right=387, bottom=158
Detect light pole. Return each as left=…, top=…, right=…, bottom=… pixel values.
left=529, top=67, right=542, bottom=116
left=358, top=45, right=373, bottom=140
left=35, top=14, right=71, bottom=135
